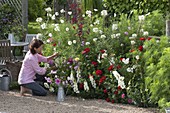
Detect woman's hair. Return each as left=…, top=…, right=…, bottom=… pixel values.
left=29, top=39, right=44, bottom=54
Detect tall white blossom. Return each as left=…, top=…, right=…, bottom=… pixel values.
left=101, top=10, right=108, bottom=16
left=36, top=17, right=43, bottom=23
left=45, top=7, right=52, bottom=12
left=84, top=81, right=89, bottom=92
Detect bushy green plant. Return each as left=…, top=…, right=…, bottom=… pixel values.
left=0, top=4, right=25, bottom=40
left=143, top=36, right=170, bottom=110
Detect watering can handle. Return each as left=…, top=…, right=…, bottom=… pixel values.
left=0, top=68, right=12, bottom=82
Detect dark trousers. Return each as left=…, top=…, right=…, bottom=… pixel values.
left=22, top=82, right=47, bottom=96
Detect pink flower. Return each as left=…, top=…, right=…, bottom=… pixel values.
left=55, top=78, right=61, bottom=85
left=45, top=77, right=52, bottom=83
left=121, top=93, right=125, bottom=99
left=128, top=99, right=132, bottom=104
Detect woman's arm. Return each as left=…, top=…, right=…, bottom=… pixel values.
left=46, top=52, right=58, bottom=62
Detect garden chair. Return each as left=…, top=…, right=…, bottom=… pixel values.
left=23, top=34, right=37, bottom=56
left=0, top=40, right=12, bottom=68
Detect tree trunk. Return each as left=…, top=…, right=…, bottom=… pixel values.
left=166, top=20, right=170, bottom=37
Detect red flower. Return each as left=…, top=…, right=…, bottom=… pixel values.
left=96, top=70, right=103, bottom=75
left=138, top=46, right=143, bottom=51
left=79, top=83, right=84, bottom=90
left=147, top=37, right=152, bottom=40
left=117, top=86, right=122, bottom=90
left=106, top=98, right=110, bottom=102
left=53, top=43, right=56, bottom=46
left=99, top=76, right=106, bottom=85
left=103, top=89, right=108, bottom=94
left=120, top=57, right=124, bottom=61
left=111, top=100, right=114, bottom=103
left=100, top=50, right=105, bottom=53
left=114, top=90, right=118, bottom=95
left=79, top=23, right=83, bottom=29
left=117, top=65, right=121, bottom=69
left=82, top=48, right=90, bottom=54
left=140, top=37, right=146, bottom=41
left=108, top=65, right=114, bottom=71
left=92, top=61, right=98, bottom=66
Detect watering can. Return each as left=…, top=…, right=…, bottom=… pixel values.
left=0, top=68, right=12, bottom=91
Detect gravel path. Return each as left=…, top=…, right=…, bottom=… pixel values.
left=0, top=90, right=158, bottom=113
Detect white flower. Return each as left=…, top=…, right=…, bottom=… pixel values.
left=48, top=33, right=52, bottom=37
left=86, top=10, right=92, bottom=17
left=82, top=14, right=85, bottom=17
left=47, top=13, right=52, bottom=17
left=111, top=34, right=116, bottom=38
left=132, top=33, right=137, bottom=38
left=86, top=10, right=92, bottom=15
left=94, top=9, right=98, bottom=11
left=129, top=37, right=136, bottom=40
left=54, top=26, right=60, bottom=31
left=85, top=42, right=90, bottom=45
left=36, top=17, right=43, bottom=23
left=92, top=28, right=98, bottom=33
left=135, top=55, right=140, bottom=60
left=49, top=87, right=54, bottom=92
left=116, top=33, right=121, bottom=38
left=138, top=15, right=145, bottom=21
left=127, top=67, right=133, bottom=73
left=55, top=12, right=59, bottom=16
left=90, top=24, right=93, bottom=27
left=73, top=82, right=79, bottom=93
left=41, top=23, right=46, bottom=29
left=131, top=40, right=136, bottom=45
left=143, top=31, right=149, bottom=36
left=122, top=58, right=129, bottom=64
left=93, top=38, right=97, bottom=42
left=121, top=43, right=124, bottom=46
left=73, top=40, right=76, bottom=44
left=68, top=11, right=72, bottom=15
left=99, top=30, right=103, bottom=34
left=84, top=81, right=89, bottom=92
left=112, top=24, right=118, bottom=31
left=101, top=53, right=107, bottom=59
left=66, top=27, right=69, bottom=31
left=44, top=83, right=49, bottom=88
left=36, top=33, right=42, bottom=39
left=140, top=29, right=144, bottom=33
left=45, top=7, right=52, bottom=12
left=46, top=39, right=51, bottom=43
left=60, top=19, right=64, bottom=23
left=68, top=41, right=72, bottom=45
left=100, top=35, right=106, bottom=39
left=94, top=20, right=100, bottom=25
left=101, top=10, right=108, bottom=16
left=51, top=15, right=55, bottom=20
left=60, top=9, right=65, bottom=13
left=89, top=76, right=96, bottom=88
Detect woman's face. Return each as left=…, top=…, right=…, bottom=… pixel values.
left=34, top=45, right=43, bottom=54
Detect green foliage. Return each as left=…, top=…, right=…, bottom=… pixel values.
left=28, top=22, right=41, bottom=34
left=143, top=36, right=170, bottom=109
left=143, top=10, right=165, bottom=36
left=0, top=4, right=25, bottom=40
left=103, top=0, right=169, bottom=20
left=28, top=0, right=47, bottom=21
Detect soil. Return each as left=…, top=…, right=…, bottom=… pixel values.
left=0, top=90, right=159, bottom=113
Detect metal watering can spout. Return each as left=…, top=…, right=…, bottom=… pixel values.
left=0, top=68, right=12, bottom=91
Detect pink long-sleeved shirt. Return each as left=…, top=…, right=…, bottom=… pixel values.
left=18, top=51, right=47, bottom=85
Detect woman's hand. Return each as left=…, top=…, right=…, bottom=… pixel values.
left=52, top=52, right=59, bottom=57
